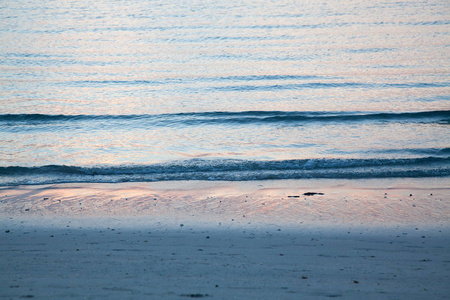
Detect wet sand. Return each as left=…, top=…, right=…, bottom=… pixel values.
left=1, top=179, right=449, bottom=299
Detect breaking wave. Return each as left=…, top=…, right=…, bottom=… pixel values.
left=1, top=157, right=448, bottom=186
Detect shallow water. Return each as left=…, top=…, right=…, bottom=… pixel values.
left=0, top=0, right=449, bottom=185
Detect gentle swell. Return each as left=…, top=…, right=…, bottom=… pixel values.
left=1, top=110, right=449, bottom=126
left=1, top=157, right=449, bottom=185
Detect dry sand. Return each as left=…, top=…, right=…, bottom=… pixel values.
left=0, top=178, right=449, bottom=299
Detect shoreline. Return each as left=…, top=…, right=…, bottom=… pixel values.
left=1, top=178, right=449, bottom=229
left=1, top=178, right=449, bottom=299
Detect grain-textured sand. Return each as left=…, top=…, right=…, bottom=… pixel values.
left=1, top=179, right=449, bottom=299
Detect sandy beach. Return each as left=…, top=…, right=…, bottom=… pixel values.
left=1, top=179, right=449, bottom=299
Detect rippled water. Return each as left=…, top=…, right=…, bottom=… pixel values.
left=0, top=0, right=449, bottom=185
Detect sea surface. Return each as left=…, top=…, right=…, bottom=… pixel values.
left=0, top=0, right=449, bottom=185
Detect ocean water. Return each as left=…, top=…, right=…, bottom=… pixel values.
left=0, top=0, right=449, bottom=185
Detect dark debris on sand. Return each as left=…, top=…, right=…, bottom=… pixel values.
left=303, top=192, right=324, bottom=196
left=288, top=192, right=325, bottom=197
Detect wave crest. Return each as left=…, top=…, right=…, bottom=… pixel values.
left=1, top=110, right=448, bottom=126
left=1, top=157, right=448, bottom=185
